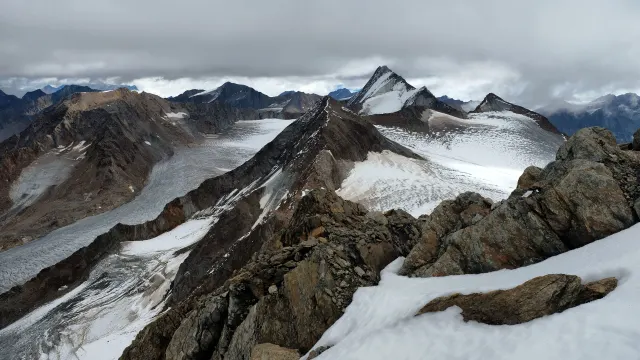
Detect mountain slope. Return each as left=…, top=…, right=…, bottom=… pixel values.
left=0, top=97, right=421, bottom=352
left=472, top=93, right=563, bottom=135
left=0, top=88, right=260, bottom=251
left=346, top=66, right=466, bottom=118
left=539, top=93, right=640, bottom=142
left=183, top=82, right=274, bottom=108
left=0, top=85, right=100, bottom=141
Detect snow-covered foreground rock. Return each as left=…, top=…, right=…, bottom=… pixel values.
left=307, top=222, right=640, bottom=360
left=338, top=110, right=564, bottom=215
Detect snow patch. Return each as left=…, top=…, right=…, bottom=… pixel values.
left=307, top=222, right=640, bottom=360
left=122, top=218, right=213, bottom=255
left=165, top=112, right=187, bottom=119
left=360, top=82, right=418, bottom=115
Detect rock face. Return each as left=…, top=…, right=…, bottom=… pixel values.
left=400, top=192, right=493, bottom=276
left=509, top=165, right=543, bottom=198
left=250, top=344, right=299, bottom=360
left=417, top=274, right=617, bottom=325
left=120, top=189, right=424, bottom=360
left=472, top=93, right=563, bottom=135
left=404, top=126, right=639, bottom=278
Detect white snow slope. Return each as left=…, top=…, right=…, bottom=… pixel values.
left=337, top=111, right=565, bottom=216
left=307, top=222, right=640, bottom=360
left=360, top=82, right=418, bottom=115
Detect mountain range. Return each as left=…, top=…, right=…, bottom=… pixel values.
left=169, top=82, right=322, bottom=119
left=0, top=65, right=639, bottom=360
left=0, top=85, right=101, bottom=142
left=537, top=93, right=640, bottom=142
left=42, top=83, right=138, bottom=94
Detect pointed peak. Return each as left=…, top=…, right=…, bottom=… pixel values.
left=22, top=89, right=47, bottom=101
left=473, top=93, right=513, bottom=112
left=373, top=65, right=393, bottom=75
left=472, top=93, right=562, bottom=135
left=415, top=86, right=435, bottom=97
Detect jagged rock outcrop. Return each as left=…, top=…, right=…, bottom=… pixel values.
left=400, top=192, right=493, bottom=275
left=417, top=274, right=617, bottom=325
left=405, top=126, right=639, bottom=278
left=120, top=189, right=423, bottom=360
left=472, top=93, right=562, bottom=135
left=509, top=165, right=544, bottom=198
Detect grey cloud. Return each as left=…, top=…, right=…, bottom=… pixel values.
left=1, top=0, right=640, bottom=104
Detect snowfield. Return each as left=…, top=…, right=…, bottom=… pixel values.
left=307, top=222, right=640, bottom=360
left=337, top=150, right=508, bottom=216
left=360, top=83, right=418, bottom=115
left=337, top=111, right=564, bottom=215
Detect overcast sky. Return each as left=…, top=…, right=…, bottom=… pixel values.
left=1, top=0, right=640, bottom=106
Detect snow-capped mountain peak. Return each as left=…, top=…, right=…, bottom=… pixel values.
left=346, top=66, right=414, bottom=112
left=346, top=66, right=465, bottom=118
